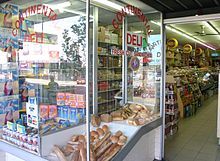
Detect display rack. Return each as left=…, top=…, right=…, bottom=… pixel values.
left=165, top=76, right=179, bottom=137
left=97, top=38, right=122, bottom=114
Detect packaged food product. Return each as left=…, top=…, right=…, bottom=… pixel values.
left=49, top=105, right=58, bottom=118
left=56, top=93, right=66, bottom=106
left=40, top=105, right=49, bottom=119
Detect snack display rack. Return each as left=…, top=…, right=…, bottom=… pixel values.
left=165, top=76, right=179, bottom=137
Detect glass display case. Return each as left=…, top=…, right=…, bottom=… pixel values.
left=0, top=0, right=164, bottom=161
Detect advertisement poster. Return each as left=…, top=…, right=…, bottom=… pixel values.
left=26, top=97, right=39, bottom=129
left=0, top=97, right=20, bottom=127
left=148, top=35, right=162, bottom=66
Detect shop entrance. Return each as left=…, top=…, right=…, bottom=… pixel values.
left=164, top=16, right=220, bottom=161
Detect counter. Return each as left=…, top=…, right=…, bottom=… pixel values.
left=0, top=117, right=162, bottom=161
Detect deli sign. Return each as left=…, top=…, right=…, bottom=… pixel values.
left=127, top=32, right=144, bottom=47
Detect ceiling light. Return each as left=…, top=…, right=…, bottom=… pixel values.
left=92, top=0, right=134, bottom=15
left=47, top=1, right=71, bottom=10
left=151, top=20, right=216, bottom=50
left=93, top=0, right=123, bottom=11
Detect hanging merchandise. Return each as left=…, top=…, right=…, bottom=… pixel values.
left=195, top=48, right=203, bottom=55
left=183, top=44, right=192, bottom=53
left=167, top=38, right=178, bottom=49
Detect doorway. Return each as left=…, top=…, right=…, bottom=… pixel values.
left=164, top=17, right=220, bottom=161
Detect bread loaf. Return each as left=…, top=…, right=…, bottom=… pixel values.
left=53, top=145, right=67, bottom=161
left=71, top=150, right=80, bottom=161
left=80, top=147, right=87, bottom=161
left=96, top=128, right=104, bottom=137
left=112, top=116, right=124, bottom=121
left=94, top=132, right=111, bottom=151
left=91, top=115, right=101, bottom=127
left=100, top=114, right=112, bottom=123
left=115, top=131, right=123, bottom=137
left=102, top=125, right=109, bottom=133
left=102, top=145, right=121, bottom=161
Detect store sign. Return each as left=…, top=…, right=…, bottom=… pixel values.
left=112, top=5, right=151, bottom=35
left=148, top=35, right=162, bottom=65
left=12, top=4, right=57, bottom=37
left=111, top=48, right=152, bottom=58
left=127, top=32, right=144, bottom=47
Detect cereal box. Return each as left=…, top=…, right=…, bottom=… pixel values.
left=49, top=105, right=57, bottom=118
left=40, top=105, right=49, bottom=119
left=56, top=93, right=65, bottom=106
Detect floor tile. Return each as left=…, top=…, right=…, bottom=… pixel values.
left=195, top=152, right=216, bottom=161
left=165, top=95, right=218, bottom=161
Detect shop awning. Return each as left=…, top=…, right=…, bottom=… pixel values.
left=140, top=0, right=220, bottom=19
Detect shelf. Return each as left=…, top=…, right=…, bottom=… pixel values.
left=98, top=99, right=115, bottom=105
left=98, top=78, right=122, bottom=82
left=98, top=54, right=122, bottom=57
left=98, top=41, right=120, bottom=46
left=98, top=67, right=122, bottom=69
left=98, top=88, right=121, bottom=93
left=0, top=94, right=19, bottom=101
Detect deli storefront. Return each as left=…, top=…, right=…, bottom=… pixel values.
left=0, top=0, right=164, bottom=161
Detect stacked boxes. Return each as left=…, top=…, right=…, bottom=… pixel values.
left=56, top=93, right=86, bottom=123
left=39, top=93, right=85, bottom=125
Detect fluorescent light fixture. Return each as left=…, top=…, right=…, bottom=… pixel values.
left=93, top=0, right=122, bottom=11
left=151, top=20, right=216, bottom=50
left=92, top=0, right=134, bottom=15
left=47, top=1, right=71, bottom=10
left=62, top=8, right=94, bottom=18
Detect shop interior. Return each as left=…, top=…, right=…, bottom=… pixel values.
left=0, top=0, right=165, bottom=161
left=164, top=20, right=220, bottom=161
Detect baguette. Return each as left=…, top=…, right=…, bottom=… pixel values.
left=97, top=143, right=118, bottom=161
left=63, top=144, right=74, bottom=156
left=94, top=132, right=111, bottom=151
left=80, top=147, right=87, bottom=161
left=90, top=146, right=96, bottom=161
left=71, top=150, right=80, bottom=161
left=53, top=145, right=67, bottom=161
left=101, top=145, right=122, bottom=161
left=71, top=135, right=79, bottom=142
left=96, top=141, right=112, bottom=158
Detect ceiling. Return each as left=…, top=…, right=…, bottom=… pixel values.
left=166, top=20, right=220, bottom=50
left=140, top=0, right=220, bottom=19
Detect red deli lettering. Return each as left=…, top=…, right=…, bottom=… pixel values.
left=112, top=5, right=151, bottom=35
left=127, top=33, right=142, bottom=47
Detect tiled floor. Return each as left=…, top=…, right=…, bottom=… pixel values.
left=165, top=95, right=220, bottom=161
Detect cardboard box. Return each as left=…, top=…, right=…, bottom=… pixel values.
left=40, top=105, right=49, bottom=119
left=69, top=107, right=77, bottom=121
left=56, top=93, right=66, bottom=106
left=49, top=105, right=57, bottom=118
left=62, top=106, right=69, bottom=119
left=78, top=102, right=85, bottom=108
left=110, top=33, right=118, bottom=45
left=65, top=93, right=76, bottom=105
left=57, top=106, right=63, bottom=118
left=77, top=95, right=85, bottom=102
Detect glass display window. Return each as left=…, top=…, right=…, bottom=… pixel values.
left=0, top=0, right=164, bottom=161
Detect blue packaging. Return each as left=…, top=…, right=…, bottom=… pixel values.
left=69, top=107, right=77, bottom=122
left=62, top=106, right=69, bottom=120
left=57, top=106, right=63, bottom=118
left=77, top=108, right=85, bottom=121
